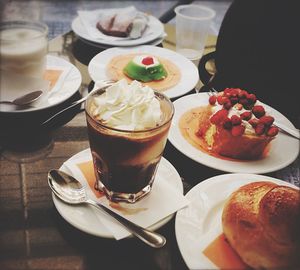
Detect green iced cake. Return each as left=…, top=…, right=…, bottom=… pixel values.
left=123, top=55, right=168, bottom=82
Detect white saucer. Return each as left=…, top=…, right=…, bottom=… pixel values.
left=175, top=173, right=298, bottom=269
left=0, top=55, right=82, bottom=113
left=168, top=93, right=300, bottom=173
left=52, top=149, right=183, bottom=238
left=88, top=45, right=199, bottom=99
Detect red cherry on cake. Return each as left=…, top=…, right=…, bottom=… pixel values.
left=142, top=56, right=154, bottom=65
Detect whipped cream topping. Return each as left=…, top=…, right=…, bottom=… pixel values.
left=90, top=79, right=162, bottom=130
left=132, top=55, right=160, bottom=68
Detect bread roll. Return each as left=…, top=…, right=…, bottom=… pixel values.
left=222, top=181, right=300, bottom=269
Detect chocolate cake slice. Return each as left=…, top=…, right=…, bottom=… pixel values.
left=96, top=7, right=147, bottom=38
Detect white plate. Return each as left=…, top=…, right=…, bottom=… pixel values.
left=175, top=173, right=298, bottom=270
left=52, top=149, right=183, bottom=238
left=0, top=55, right=82, bottom=113
left=168, top=93, right=299, bottom=174
left=77, top=34, right=165, bottom=49
left=72, top=15, right=164, bottom=47
left=88, top=45, right=199, bottom=99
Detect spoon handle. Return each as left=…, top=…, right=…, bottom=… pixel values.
left=41, top=98, right=84, bottom=126
left=87, top=199, right=166, bottom=248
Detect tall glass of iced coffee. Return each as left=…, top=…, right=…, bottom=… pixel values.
left=85, top=79, right=174, bottom=203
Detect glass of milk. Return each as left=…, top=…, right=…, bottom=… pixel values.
left=0, top=20, right=48, bottom=79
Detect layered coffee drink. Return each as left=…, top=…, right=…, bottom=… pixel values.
left=85, top=79, right=174, bottom=203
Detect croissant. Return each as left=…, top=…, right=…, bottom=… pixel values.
left=222, top=181, right=300, bottom=269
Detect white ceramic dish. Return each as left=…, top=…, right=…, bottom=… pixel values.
left=77, top=34, right=165, bottom=49
left=175, top=173, right=298, bottom=269
left=52, top=149, right=183, bottom=238
left=168, top=93, right=299, bottom=173
left=0, top=55, right=82, bottom=113
left=88, top=45, right=199, bottom=99
left=72, top=15, right=164, bottom=47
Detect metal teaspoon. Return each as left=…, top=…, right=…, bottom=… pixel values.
left=0, top=90, right=43, bottom=106
left=48, top=169, right=167, bottom=248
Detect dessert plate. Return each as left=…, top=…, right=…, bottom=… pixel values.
left=168, top=93, right=299, bottom=174
left=175, top=173, right=298, bottom=269
left=72, top=15, right=164, bottom=47
left=77, top=34, right=165, bottom=49
left=0, top=55, right=82, bottom=113
left=52, top=149, right=184, bottom=238
left=88, top=45, right=199, bottom=99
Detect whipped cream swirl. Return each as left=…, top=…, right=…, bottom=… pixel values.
left=90, top=79, right=162, bottom=130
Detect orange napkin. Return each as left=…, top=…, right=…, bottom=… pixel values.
left=43, top=69, right=63, bottom=90
left=203, top=233, right=250, bottom=269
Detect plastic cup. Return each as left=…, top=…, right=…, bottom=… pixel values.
left=175, top=5, right=215, bottom=64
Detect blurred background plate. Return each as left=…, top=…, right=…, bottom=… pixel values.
left=0, top=55, right=82, bottom=151
left=71, top=14, right=164, bottom=47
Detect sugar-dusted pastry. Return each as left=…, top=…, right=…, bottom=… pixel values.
left=222, top=181, right=300, bottom=269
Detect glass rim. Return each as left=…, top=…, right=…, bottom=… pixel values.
left=0, top=20, right=48, bottom=41
left=174, top=4, right=216, bottom=21
left=85, top=87, right=174, bottom=134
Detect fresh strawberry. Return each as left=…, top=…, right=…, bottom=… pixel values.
left=258, top=115, right=274, bottom=126
left=223, top=117, right=232, bottom=129
left=230, top=96, right=239, bottom=105
left=238, top=90, right=248, bottom=99
left=248, top=118, right=259, bottom=128
left=266, top=126, right=279, bottom=136
left=247, top=93, right=257, bottom=104
left=252, top=105, right=266, bottom=118
left=229, top=88, right=239, bottom=97
left=255, top=123, right=265, bottom=135
left=239, top=98, right=249, bottom=107
left=210, top=109, right=228, bottom=124
left=217, top=96, right=229, bottom=105
left=208, top=95, right=217, bottom=105
left=142, top=56, right=154, bottom=65
left=231, top=125, right=245, bottom=136
left=223, top=101, right=232, bottom=110
left=240, top=111, right=252, bottom=121
left=223, top=88, right=232, bottom=97
left=231, top=115, right=242, bottom=125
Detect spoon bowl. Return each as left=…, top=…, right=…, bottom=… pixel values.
left=48, top=169, right=166, bottom=248
left=0, top=90, right=43, bottom=106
